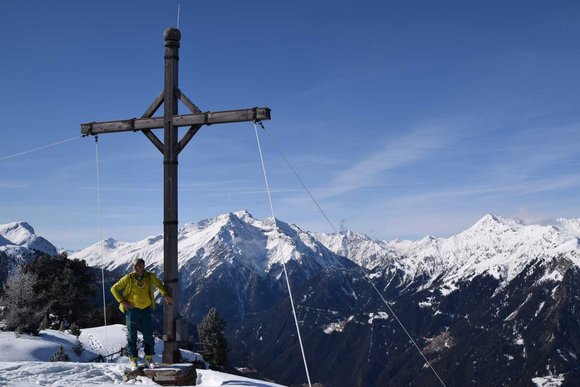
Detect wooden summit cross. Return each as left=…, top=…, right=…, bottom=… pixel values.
left=81, top=27, right=271, bottom=364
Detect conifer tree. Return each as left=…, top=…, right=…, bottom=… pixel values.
left=72, top=338, right=84, bottom=356
left=27, top=253, right=97, bottom=328
left=49, top=345, right=70, bottom=362
left=197, top=308, right=228, bottom=369
left=0, top=268, right=44, bottom=334
left=40, top=315, right=49, bottom=331
left=69, top=322, right=81, bottom=337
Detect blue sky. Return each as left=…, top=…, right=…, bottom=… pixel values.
left=1, top=1, right=580, bottom=249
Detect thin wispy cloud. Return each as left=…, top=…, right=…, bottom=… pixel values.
left=490, top=124, right=580, bottom=173
left=319, top=125, right=457, bottom=198
left=378, top=173, right=580, bottom=210
left=0, top=182, right=29, bottom=189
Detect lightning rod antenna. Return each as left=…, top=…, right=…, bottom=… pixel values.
left=177, top=4, right=181, bottom=29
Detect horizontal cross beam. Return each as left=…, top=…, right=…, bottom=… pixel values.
left=81, top=107, right=271, bottom=135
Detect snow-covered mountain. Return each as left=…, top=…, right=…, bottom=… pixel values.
left=0, top=221, right=58, bottom=284
left=71, top=210, right=352, bottom=280
left=71, top=210, right=357, bottom=327
left=66, top=211, right=580, bottom=385
left=5, top=212, right=580, bottom=385
left=308, top=214, right=580, bottom=386
left=315, top=213, right=580, bottom=291
left=73, top=212, right=580, bottom=291
left=0, top=221, right=57, bottom=256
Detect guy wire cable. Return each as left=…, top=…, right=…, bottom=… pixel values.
left=254, top=122, right=447, bottom=387
left=253, top=122, right=313, bottom=387
left=0, top=135, right=82, bottom=162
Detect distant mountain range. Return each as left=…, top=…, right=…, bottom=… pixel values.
left=2, top=212, right=580, bottom=386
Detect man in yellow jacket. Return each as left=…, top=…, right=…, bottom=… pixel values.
left=111, top=258, right=173, bottom=370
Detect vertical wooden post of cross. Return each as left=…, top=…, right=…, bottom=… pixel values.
left=162, top=27, right=180, bottom=364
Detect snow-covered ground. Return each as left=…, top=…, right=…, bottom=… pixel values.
left=532, top=375, right=566, bottom=387
left=0, top=324, right=285, bottom=386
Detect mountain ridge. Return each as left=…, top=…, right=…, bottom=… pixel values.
left=65, top=214, right=580, bottom=278
left=3, top=212, right=580, bottom=385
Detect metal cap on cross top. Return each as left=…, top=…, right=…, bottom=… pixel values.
left=80, top=27, right=271, bottom=364
left=164, top=27, right=181, bottom=43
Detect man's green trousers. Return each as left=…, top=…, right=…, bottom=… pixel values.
left=125, top=307, right=155, bottom=358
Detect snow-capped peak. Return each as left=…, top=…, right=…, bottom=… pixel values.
left=70, top=211, right=350, bottom=279
left=312, top=229, right=396, bottom=271
left=554, top=217, right=580, bottom=237
left=232, top=209, right=258, bottom=223
left=0, top=221, right=57, bottom=256
left=468, top=213, right=526, bottom=231
left=0, top=221, right=36, bottom=245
